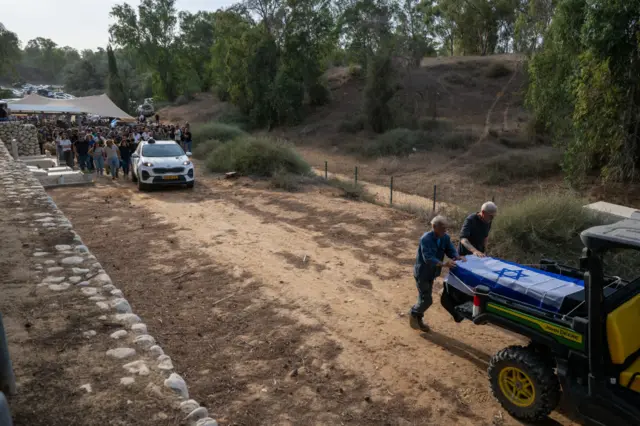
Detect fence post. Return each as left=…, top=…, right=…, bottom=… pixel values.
left=324, top=161, right=328, bottom=180
left=433, top=184, right=437, bottom=212
left=354, top=166, right=358, bottom=185
left=390, top=176, right=394, bottom=206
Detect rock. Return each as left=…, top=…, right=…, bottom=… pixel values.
left=89, top=296, right=106, bottom=301
left=55, top=244, right=72, bottom=251
left=102, top=284, right=116, bottom=291
left=134, top=335, right=155, bottom=349
left=72, top=268, right=90, bottom=275
left=154, top=413, right=169, bottom=421
left=123, top=360, right=150, bottom=376
left=49, top=283, right=70, bottom=291
left=69, top=276, right=82, bottom=284
left=195, top=418, right=218, bottom=426
left=149, top=345, right=164, bottom=357
left=164, top=373, right=189, bottom=399
left=44, top=260, right=56, bottom=265
left=186, top=407, right=209, bottom=423
left=83, top=330, right=97, bottom=338
left=90, top=273, right=112, bottom=286
left=120, top=377, right=135, bottom=386
left=131, top=323, right=147, bottom=335
left=111, top=298, right=132, bottom=314
left=74, top=245, right=89, bottom=252
left=157, top=355, right=174, bottom=371
left=110, top=330, right=128, bottom=339
left=81, top=287, right=98, bottom=296
left=98, top=315, right=107, bottom=320
left=43, top=276, right=65, bottom=283
left=110, top=289, right=123, bottom=297
left=47, top=267, right=64, bottom=273
left=96, top=301, right=109, bottom=310
left=106, top=348, right=136, bottom=359
left=114, top=313, right=141, bottom=326
left=76, top=281, right=90, bottom=287
left=33, top=252, right=49, bottom=257
left=179, top=400, right=200, bottom=414
left=61, top=256, right=84, bottom=266
left=79, top=384, right=92, bottom=393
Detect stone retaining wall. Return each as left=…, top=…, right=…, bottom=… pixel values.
left=0, top=138, right=217, bottom=426
left=0, top=123, right=38, bottom=156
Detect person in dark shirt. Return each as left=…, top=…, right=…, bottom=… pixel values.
left=458, top=202, right=497, bottom=257
left=410, top=215, right=465, bottom=332
left=74, top=135, right=91, bottom=171
left=119, top=138, right=133, bottom=179
left=183, top=129, right=192, bottom=153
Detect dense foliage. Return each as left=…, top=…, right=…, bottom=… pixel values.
left=527, top=0, right=640, bottom=183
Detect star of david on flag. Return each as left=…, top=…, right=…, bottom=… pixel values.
left=493, top=268, right=528, bottom=280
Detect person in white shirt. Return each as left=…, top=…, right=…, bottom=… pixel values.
left=59, top=133, right=74, bottom=168
left=174, top=127, right=182, bottom=146
left=142, top=131, right=149, bottom=141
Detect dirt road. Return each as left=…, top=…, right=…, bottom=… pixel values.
left=49, top=173, right=578, bottom=426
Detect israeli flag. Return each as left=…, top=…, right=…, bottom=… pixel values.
left=446, top=256, right=584, bottom=312
left=110, top=118, right=118, bottom=128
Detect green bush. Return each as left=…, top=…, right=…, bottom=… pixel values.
left=475, top=148, right=563, bottom=185
left=192, top=139, right=221, bottom=159
left=270, top=167, right=303, bottom=191
left=490, top=194, right=599, bottom=265
left=217, top=108, right=250, bottom=130
left=486, top=62, right=512, bottom=78
left=364, top=128, right=427, bottom=157
left=338, top=115, right=365, bottom=133
left=205, top=137, right=310, bottom=177
left=326, top=178, right=376, bottom=202
left=191, top=122, right=247, bottom=143
left=348, top=64, right=362, bottom=78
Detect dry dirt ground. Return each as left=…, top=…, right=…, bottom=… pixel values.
left=0, top=187, right=178, bottom=425
left=49, top=172, right=581, bottom=426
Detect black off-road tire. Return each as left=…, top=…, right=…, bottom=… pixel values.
left=488, top=345, right=560, bottom=422
left=186, top=181, right=194, bottom=189
left=131, top=172, right=138, bottom=183
left=137, top=178, right=148, bottom=192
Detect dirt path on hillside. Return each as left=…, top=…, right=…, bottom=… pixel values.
left=49, top=175, right=579, bottom=426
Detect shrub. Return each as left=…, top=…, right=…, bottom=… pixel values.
left=205, top=136, right=310, bottom=177
left=486, top=62, right=512, bottom=78
left=217, top=108, right=250, bottom=130
left=363, top=51, right=395, bottom=133
left=364, top=128, right=426, bottom=157
left=308, top=81, right=330, bottom=106
left=270, top=71, right=305, bottom=125
left=474, top=148, right=563, bottom=185
left=174, top=95, right=190, bottom=106
left=326, top=178, right=376, bottom=202
left=192, top=139, right=221, bottom=159
left=490, top=194, right=599, bottom=265
left=439, top=131, right=475, bottom=150
left=270, top=167, right=303, bottom=191
left=191, top=122, right=246, bottom=144
left=338, top=115, right=365, bottom=133
left=348, top=64, right=363, bottom=78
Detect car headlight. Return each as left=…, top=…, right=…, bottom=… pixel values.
left=142, top=162, right=153, bottom=167
left=183, top=161, right=191, bottom=166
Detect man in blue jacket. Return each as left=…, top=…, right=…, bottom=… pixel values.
left=410, top=215, right=465, bottom=332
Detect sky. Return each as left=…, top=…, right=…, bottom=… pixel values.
left=0, top=0, right=235, bottom=51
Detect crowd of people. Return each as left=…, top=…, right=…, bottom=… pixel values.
left=35, top=115, right=192, bottom=181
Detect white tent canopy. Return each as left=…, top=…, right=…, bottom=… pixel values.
left=8, top=93, right=134, bottom=120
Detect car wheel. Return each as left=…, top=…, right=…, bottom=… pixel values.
left=186, top=181, right=195, bottom=189
left=137, top=177, right=148, bottom=192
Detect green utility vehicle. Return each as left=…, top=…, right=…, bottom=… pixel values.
left=441, top=216, right=640, bottom=425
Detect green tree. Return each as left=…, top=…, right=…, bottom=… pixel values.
left=106, top=45, right=128, bottom=111
left=178, top=11, right=216, bottom=92
left=395, top=0, right=436, bottom=66
left=109, top=0, right=181, bottom=101
left=363, top=47, right=395, bottom=133
left=0, top=23, right=21, bottom=77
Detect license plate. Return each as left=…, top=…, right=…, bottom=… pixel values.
left=163, top=175, right=179, bottom=180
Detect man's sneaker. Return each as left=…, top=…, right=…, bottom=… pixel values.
left=409, top=314, right=430, bottom=332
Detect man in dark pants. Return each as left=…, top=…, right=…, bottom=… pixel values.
left=410, top=215, right=465, bottom=332
left=458, top=201, right=497, bottom=257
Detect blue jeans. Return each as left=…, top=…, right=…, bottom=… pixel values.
left=121, top=158, right=130, bottom=176
left=109, top=157, right=119, bottom=178
left=183, top=141, right=192, bottom=153
left=93, top=156, right=105, bottom=174
left=77, top=154, right=89, bottom=171
left=410, top=277, right=434, bottom=318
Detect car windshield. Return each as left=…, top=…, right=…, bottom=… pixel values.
left=142, top=144, right=184, bottom=157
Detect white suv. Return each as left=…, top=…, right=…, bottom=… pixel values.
left=131, top=140, right=195, bottom=190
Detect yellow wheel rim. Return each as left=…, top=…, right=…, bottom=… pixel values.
left=498, top=366, right=536, bottom=407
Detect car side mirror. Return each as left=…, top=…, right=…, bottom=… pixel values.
left=132, top=153, right=139, bottom=158
left=186, top=152, right=192, bottom=157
